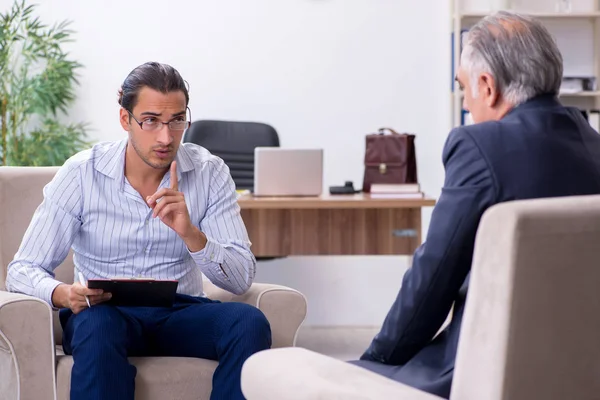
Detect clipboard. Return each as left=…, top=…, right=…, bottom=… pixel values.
left=87, top=278, right=178, bottom=307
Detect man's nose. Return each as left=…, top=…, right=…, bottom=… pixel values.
left=156, top=124, right=173, bottom=145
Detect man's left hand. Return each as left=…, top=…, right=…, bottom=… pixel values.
left=147, top=161, right=207, bottom=251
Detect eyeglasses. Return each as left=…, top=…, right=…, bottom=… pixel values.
left=127, top=108, right=192, bottom=132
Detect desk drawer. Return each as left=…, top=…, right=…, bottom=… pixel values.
left=240, top=208, right=421, bottom=256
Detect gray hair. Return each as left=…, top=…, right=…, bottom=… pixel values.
left=460, top=11, right=563, bottom=105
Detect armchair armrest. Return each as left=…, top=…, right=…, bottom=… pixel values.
left=241, top=347, right=444, bottom=400
left=203, top=281, right=307, bottom=348
left=0, top=291, right=56, bottom=400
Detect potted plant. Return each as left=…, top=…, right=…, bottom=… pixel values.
left=0, top=0, right=91, bottom=166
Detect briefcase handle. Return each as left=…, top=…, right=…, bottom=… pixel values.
left=378, top=127, right=400, bottom=135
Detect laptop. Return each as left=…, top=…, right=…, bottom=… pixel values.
left=253, top=148, right=323, bottom=196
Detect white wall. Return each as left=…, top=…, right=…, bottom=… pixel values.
left=3, top=0, right=451, bottom=326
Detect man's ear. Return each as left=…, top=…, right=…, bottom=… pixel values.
left=480, top=73, right=499, bottom=107
left=119, top=108, right=130, bottom=131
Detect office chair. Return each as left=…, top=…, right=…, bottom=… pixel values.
left=183, top=120, right=280, bottom=190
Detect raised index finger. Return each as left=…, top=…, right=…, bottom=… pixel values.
left=170, top=161, right=178, bottom=191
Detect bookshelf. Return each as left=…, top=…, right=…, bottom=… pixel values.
left=450, top=0, right=600, bottom=127
left=459, top=11, right=600, bottom=18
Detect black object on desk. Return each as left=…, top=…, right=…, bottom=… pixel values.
left=330, top=181, right=360, bottom=195
left=87, top=279, right=178, bottom=307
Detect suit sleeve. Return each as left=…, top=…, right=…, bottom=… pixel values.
left=361, top=127, right=498, bottom=365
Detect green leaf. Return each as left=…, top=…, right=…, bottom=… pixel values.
left=8, top=118, right=93, bottom=166
left=0, top=0, right=90, bottom=166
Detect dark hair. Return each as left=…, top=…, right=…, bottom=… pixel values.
left=117, top=62, right=189, bottom=112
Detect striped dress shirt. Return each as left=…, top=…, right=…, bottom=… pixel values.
left=5, top=138, right=256, bottom=306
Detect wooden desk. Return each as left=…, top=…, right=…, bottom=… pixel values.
left=237, top=194, right=436, bottom=257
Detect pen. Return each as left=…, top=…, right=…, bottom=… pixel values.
left=78, top=271, right=91, bottom=308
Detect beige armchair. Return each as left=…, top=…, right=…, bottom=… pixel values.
left=242, top=194, right=600, bottom=400
left=0, top=166, right=307, bottom=400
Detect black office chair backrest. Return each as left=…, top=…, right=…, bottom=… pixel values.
left=183, top=120, right=280, bottom=190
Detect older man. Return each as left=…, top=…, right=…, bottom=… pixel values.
left=353, top=11, right=600, bottom=398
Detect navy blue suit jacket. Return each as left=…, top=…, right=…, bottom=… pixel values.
left=358, top=94, right=600, bottom=397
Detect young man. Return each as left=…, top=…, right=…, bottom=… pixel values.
left=5, top=61, right=271, bottom=400
left=352, top=11, right=600, bottom=399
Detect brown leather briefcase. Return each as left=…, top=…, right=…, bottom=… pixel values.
left=362, top=127, right=418, bottom=192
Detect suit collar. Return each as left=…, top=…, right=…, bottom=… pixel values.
left=504, top=93, right=562, bottom=118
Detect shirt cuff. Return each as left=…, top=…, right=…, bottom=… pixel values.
left=189, top=236, right=225, bottom=267
left=36, top=277, right=64, bottom=308
left=189, top=238, right=231, bottom=283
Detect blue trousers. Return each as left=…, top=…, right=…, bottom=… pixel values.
left=59, top=294, right=271, bottom=400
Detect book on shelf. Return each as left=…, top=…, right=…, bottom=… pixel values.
left=581, top=109, right=600, bottom=133
left=559, top=76, right=597, bottom=94
left=451, top=29, right=470, bottom=91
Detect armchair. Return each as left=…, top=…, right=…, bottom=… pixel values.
left=0, top=166, right=307, bottom=400
left=242, top=194, right=600, bottom=400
